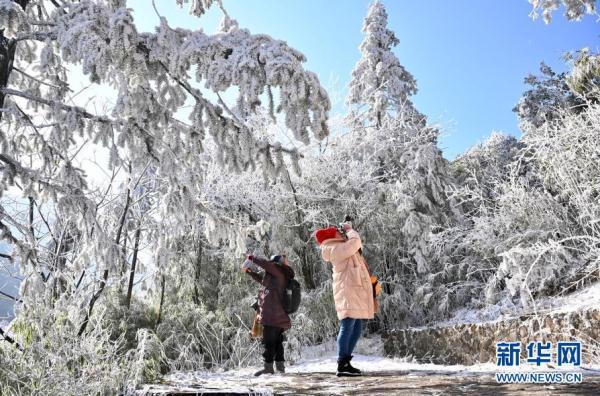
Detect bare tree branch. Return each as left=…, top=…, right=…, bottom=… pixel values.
left=13, top=66, right=69, bottom=91
left=0, top=289, right=22, bottom=303
left=0, top=326, right=23, bottom=351
left=0, top=252, right=12, bottom=261
left=14, top=31, right=57, bottom=42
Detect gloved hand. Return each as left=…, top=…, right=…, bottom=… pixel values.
left=247, top=255, right=254, bottom=261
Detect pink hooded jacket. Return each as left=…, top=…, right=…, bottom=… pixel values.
left=320, top=229, right=375, bottom=320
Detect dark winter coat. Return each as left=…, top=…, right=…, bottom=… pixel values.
left=247, top=257, right=295, bottom=330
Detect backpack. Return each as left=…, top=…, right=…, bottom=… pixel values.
left=283, top=278, right=301, bottom=314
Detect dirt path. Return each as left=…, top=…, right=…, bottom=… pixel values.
left=138, top=369, right=600, bottom=395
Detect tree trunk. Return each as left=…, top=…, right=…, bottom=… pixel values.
left=156, top=274, right=166, bottom=328
left=118, top=225, right=128, bottom=294
left=79, top=188, right=131, bottom=336
left=125, top=227, right=141, bottom=308
left=0, top=35, right=17, bottom=123
left=192, top=237, right=203, bottom=305
left=283, top=167, right=316, bottom=289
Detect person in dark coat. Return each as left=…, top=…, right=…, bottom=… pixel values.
left=243, top=253, right=295, bottom=376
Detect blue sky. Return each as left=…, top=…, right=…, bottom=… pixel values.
left=129, top=0, right=598, bottom=159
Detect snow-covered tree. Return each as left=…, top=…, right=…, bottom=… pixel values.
left=513, top=62, right=586, bottom=130
left=423, top=133, right=525, bottom=318
left=528, top=0, right=597, bottom=23
left=295, top=115, right=456, bottom=329
left=323, top=1, right=457, bottom=329
left=0, top=0, right=330, bottom=392
left=482, top=103, right=600, bottom=310
left=347, top=0, right=422, bottom=128
left=451, top=132, right=521, bottom=218
left=567, top=48, right=600, bottom=103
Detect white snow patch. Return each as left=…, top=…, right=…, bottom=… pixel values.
left=532, top=281, right=600, bottom=313
left=437, top=281, right=600, bottom=328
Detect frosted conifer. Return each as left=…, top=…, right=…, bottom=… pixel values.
left=347, top=0, right=421, bottom=127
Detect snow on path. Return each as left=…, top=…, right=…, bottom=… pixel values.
left=137, top=337, right=600, bottom=395
left=138, top=354, right=600, bottom=395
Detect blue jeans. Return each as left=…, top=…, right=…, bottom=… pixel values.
left=337, top=318, right=363, bottom=359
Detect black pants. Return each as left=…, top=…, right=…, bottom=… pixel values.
left=262, top=325, right=285, bottom=363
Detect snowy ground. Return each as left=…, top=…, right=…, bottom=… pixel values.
left=137, top=337, right=600, bottom=395
left=436, top=281, right=600, bottom=328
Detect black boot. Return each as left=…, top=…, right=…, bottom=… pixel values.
left=275, top=361, right=285, bottom=373
left=254, top=361, right=274, bottom=377
left=336, top=357, right=361, bottom=377
left=346, top=356, right=361, bottom=375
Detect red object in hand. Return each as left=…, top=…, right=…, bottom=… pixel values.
left=247, top=255, right=254, bottom=261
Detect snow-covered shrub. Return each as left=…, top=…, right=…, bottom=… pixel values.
left=126, top=328, right=168, bottom=388
left=472, top=103, right=600, bottom=312
left=0, top=306, right=127, bottom=395
left=286, top=281, right=339, bottom=356
left=156, top=301, right=257, bottom=371
left=482, top=184, right=574, bottom=303
left=101, top=293, right=159, bottom=351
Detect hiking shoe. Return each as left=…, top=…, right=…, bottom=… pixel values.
left=254, top=362, right=275, bottom=376
left=346, top=356, right=361, bottom=375
left=275, top=361, right=285, bottom=373
left=336, top=357, right=361, bottom=377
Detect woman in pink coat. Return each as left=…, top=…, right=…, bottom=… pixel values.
left=316, top=223, right=375, bottom=377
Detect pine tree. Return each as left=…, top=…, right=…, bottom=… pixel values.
left=347, top=0, right=421, bottom=127
left=513, top=62, right=586, bottom=130
left=337, top=1, right=458, bottom=328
